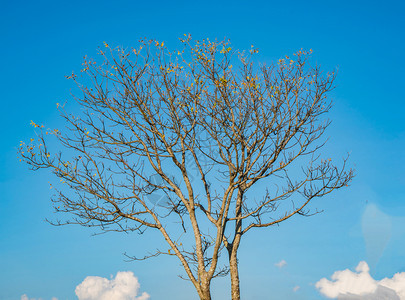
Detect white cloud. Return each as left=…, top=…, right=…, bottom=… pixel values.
left=293, top=286, right=300, bottom=292
left=75, top=271, right=150, bottom=300
left=316, top=261, right=405, bottom=299
left=275, top=260, right=287, bottom=268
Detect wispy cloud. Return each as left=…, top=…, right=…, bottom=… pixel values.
left=316, top=261, right=405, bottom=299
left=362, top=204, right=392, bottom=270
left=293, top=286, right=300, bottom=292
left=20, top=294, right=58, bottom=300
left=20, top=295, right=58, bottom=300
left=75, top=271, right=150, bottom=300
left=275, top=260, right=287, bottom=268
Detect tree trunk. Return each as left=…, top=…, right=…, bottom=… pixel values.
left=228, top=187, right=243, bottom=300
left=198, top=279, right=212, bottom=300
left=229, top=248, right=241, bottom=300
left=200, top=290, right=211, bottom=300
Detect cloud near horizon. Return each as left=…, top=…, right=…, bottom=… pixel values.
left=316, top=261, right=405, bottom=299
left=75, top=271, right=150, bottom=300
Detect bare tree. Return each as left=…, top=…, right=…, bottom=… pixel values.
left=19, top=35, right=354, bottom=300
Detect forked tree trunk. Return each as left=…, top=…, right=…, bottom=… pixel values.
left=199, top=288, right=212, bottom=300
left=198, top=290, right=211, bottom=300
left=197, top=275, right=212, bottom=300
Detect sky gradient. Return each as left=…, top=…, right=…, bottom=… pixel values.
left=1, top=0, right=405, bottom=299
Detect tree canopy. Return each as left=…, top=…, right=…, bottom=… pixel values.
left=19, top=35, right=354, bottom=300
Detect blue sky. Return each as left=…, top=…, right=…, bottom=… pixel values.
left=1, top=0, right=405, bottom=299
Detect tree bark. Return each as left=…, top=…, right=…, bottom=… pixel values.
left=229, top=245, right=241, bottom=300
left=228, top=188, right=243, bottom=300
left=198, top=277, right=212, bottom=300
left=200, top=288, right=212, bottom=300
